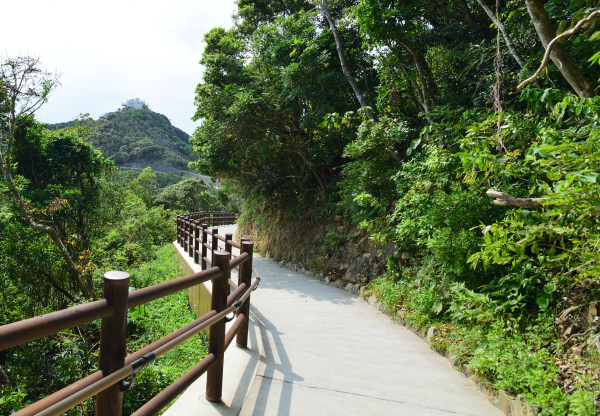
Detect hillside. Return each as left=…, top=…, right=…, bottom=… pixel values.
left=49, top=107, right=195, bottom=171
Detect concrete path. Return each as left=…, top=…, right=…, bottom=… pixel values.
left=167, top=226, right=504, bottom=416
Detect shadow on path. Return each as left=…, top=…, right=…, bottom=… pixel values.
left=240, top=306, right=303, bottom=416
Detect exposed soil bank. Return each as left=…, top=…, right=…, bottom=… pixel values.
left=237, top=210, right=399, bottom=294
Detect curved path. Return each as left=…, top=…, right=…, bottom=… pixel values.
left=166, top=226, right=504, bottom=416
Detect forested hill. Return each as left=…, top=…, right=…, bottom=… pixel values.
left=49, top=107, right=195, bottom=171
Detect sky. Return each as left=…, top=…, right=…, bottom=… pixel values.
left=1, top=0, right=237, bottom=135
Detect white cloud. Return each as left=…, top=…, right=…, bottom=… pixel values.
left=1, top=0, right=236, bottom=134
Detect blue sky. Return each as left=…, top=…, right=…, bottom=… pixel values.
left=1, top=0, right=237, bottom=135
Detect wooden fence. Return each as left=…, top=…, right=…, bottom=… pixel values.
left=0, top=211, right=256, bottom=416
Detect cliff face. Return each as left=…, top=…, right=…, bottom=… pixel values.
left=237, top=209, right=397, bottom=294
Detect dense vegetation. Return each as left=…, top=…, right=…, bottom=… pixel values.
left=191, top=0, right=600, bottom=413
left=0, top=58, right=235, bottom=414
left=49, top=107, right=195, bottom=171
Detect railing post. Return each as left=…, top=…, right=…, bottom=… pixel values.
left=182, top=218, right=189, bottom=252
left=177, top=215, right=181, bottom=245
left=96, top=271, right=130, bottom=416
left=236, top=242, right=253, bottom=348
left=211, top=228, right=218, bottom=265
left=201, top=224, right=208, bottom=271
left=188, top=219, right=195, bottom=258
left=194, top=220, right=201, bottom=264
left=225, top=233, right=233, bottom=255
left=206, top=251, right=230, bottom=403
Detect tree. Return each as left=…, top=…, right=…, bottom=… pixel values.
left=131, top=167, right=157, bottom=206
left=154, top=178, right=219, bottom=213
left=191, top=14, right=358, bottom=203
left=0, top=57, right=93, bottom=298
left=475, top=0, right=526, bottom=69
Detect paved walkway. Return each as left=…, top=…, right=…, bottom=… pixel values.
left=166, top=226, right=504, bottom=416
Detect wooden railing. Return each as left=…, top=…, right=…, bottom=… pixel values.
left=0, top=212, right=256, bottom=416
left=178, top=211, right=238, bottom=235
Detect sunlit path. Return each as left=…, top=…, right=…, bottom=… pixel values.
left=168, top=224, right=503, bottom=416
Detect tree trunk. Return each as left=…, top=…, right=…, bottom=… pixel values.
left=320, top=0, right=376, bottom=121
left=295, top=149, right=328, bottom=202
left=476, top=0, right=526, bottom=69
left=396, top=38, right=436, bottom=124
left=0, top=366, right=9, bottom=385
left=524, top=0, right=595, bottom=98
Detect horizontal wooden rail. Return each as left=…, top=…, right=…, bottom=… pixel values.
left=227, top=283, right=248, bottom=307
left=225, top=313, right=247, bottom=350
left=132, top=354, right=217, bottom=416
left=1, top=269, right=223, bottom=352
left=228, top=251, right=249, bottom=272
left=0, top=300, right=113, bottom=351
left=13, top=274, right=259, bottom=416
left=128, top=267, right=220, bottom=308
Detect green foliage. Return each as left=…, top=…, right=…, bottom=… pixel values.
left=191, top=9, right=359, bottom=204
left=12, top=117, right=112, bottom=242
left=0, top=212, right=77, bottom=313
left=122, top=245, right=208, bottom=415
left=463, top=93, right=600, bottom=294
left=94, top=191, right=175, bottom=269
left=154, top=178, right=219, bottom=213
left=131, top=167, right=157, bottom=206
left=0, top=117, right=112, bottom=307
left=448, top=318, right=598, bottom=416
left=198, top=1, right=600, bottom=410
left=339, top=116, right=409, bottom=224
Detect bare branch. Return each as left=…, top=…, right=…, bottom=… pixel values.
left=518, top=9, right=600, bottom=90
left=487, top=188, right=552, bottom=208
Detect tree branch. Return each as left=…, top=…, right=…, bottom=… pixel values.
left=518, top=9, right=600, bottom=90
left=319, top=0, right=376, bottom=121
left=476, top=0, right=526, bottom=69
left=522, top=0, right=595, bottom=97
left=486, top=189, right=551, bottom=208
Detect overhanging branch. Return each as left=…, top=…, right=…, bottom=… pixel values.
left=518, top=10, right=600, bottom=90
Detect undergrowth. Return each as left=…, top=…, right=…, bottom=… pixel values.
left=367, top=267, right=600, bottom=415
left=0, top=244, right=207, bottom=415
